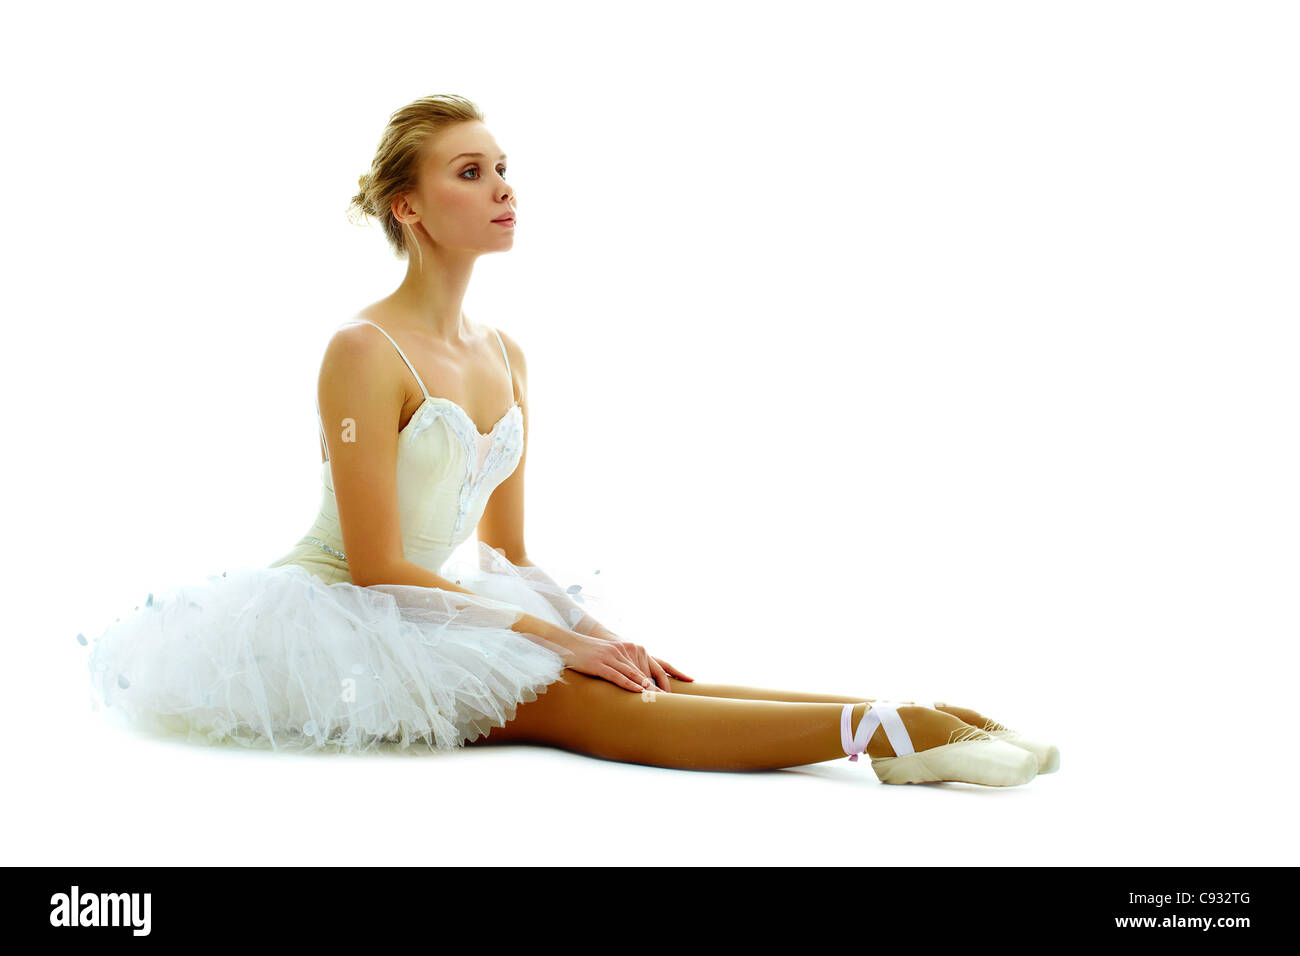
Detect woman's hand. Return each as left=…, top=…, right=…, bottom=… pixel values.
left=563, top=632, right=691, bottom=693
left=585, top=631, right=694, bottom=691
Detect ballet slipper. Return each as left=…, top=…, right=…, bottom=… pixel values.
left=841, top=701, right=1038, bottom=787
left=934, top=701, right=1060, bottom=774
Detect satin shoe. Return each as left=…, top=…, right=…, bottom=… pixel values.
left=933, top=701, right=1060, bottom=774
left=841, top=701, right=1038, bottom=787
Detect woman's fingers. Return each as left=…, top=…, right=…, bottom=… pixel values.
left=630, top=648, right=658, bottom=689
left=602, top=664, right=644, bottom=693
left=654, top=658, right=693, bottom=681
left=614, top=647, right=653, bottom=690
left=605, top=640, right=687, bottom=692
left=647, top=657, right=672, bottom=692
left=608, top=647, right=652, bottom=691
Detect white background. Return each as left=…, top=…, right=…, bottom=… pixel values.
left=2, top=0, right=1296, bottom=866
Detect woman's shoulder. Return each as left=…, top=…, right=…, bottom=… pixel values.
left=318, top=315, right=405, bottom=384
left=326, top=302, right=419, bottom=350
left=321, top=306, right=525, bottom=380
left=490, top=325, right=527, bottom=375
left=330, top=304, right=390, bottom=338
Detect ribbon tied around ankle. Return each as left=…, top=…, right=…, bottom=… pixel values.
left=841, top=703, right=882, bottom=762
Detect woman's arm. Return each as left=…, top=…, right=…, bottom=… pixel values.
left=317, top=323, right=412, bottom=588
left=505, top=554, right=619, bottom=639
left=473, top=330, right=620, bottom=640
left=362, top=555, right=582, bottom=655
left=475, top=327, right=530, bottom=562
left=319, top=324, right=577, bottom=652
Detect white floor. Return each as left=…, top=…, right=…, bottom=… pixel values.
left=12, top=675, right=1294, bottom=866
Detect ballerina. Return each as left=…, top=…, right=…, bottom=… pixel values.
left=84, top=93, right=1059, bottom=787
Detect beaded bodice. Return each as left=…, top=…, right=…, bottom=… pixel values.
left=272, top=319, right=523, bottom=582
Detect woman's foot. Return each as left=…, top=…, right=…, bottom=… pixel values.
left=842, top=701, right=1039, bottom=787
left=932, top=701, right=1009, bottom=733
left=853, top=703, right=987, bottom=757
left=933, top=701, right=1060, bottom=774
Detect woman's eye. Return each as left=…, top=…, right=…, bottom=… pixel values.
left=461, top=165, right=507, bottom=180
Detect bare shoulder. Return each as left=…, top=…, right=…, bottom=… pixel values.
left=318, top=321, right=405, bottom=399
left=491, top=326, right=529, bottom=384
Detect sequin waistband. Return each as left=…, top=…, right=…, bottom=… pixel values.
left=301, top=536, right=346, bottom=562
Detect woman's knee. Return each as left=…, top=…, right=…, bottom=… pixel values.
left=473, top=671, right=619, bottom=745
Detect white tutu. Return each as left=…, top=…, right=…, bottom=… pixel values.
left=83, top=542, right=609, bottom=755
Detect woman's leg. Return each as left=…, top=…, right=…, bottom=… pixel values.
left=661, top=678, right=1008, bottom=733
left=467, top=672, right=977, bottom=772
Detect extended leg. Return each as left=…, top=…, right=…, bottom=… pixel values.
left=662, top=678, right=1007, bottom=732
left=661, top=679, right=1054, bottom=774
left=467, top=672, right=977, bottom=772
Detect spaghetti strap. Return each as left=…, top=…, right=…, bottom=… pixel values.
left=317, top=318, right=432, bottom=464
left=317, top=400, right=330, bottom=463
left=353, top=319, right=432, bottom=399
left=491, top=327, right=513, bottom=397
left=317, top=320, right=512, bottom=462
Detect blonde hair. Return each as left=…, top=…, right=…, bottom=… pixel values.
left=347, top=94, right=486, bottom=260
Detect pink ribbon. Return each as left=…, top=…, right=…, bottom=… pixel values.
left=841, top=702, right=881, bottom=762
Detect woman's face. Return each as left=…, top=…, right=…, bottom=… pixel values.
left=403, top=120, right=516, bottom=252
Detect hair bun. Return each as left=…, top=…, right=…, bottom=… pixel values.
left=353, top=174, right=371, bottom=214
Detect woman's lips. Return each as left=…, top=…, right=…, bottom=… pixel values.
left=493, top=216, right=515, bottom=227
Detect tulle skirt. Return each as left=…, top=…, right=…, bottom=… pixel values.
left=82, top=542, right=603, bottom=755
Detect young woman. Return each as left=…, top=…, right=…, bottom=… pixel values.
left=85, top=94, right=1059, bottom=787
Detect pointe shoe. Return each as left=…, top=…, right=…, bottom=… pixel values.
left=988, top=730, right=1060, bottom=773
left=841, top=701, right=1038, bottom=787
left=933, top=702, right=1060, bottom=774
